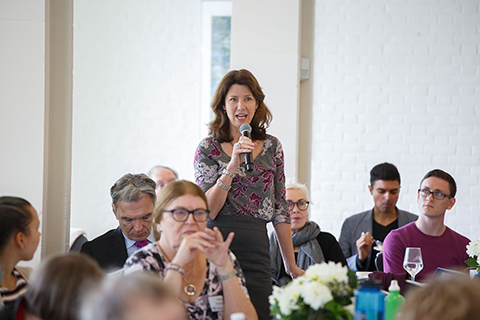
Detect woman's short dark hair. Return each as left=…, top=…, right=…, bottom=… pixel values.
left=420, top=169, right=457, bottom=197
left=154, top=180, right=209, bottom=226
left=208, top=69, right=272, bottom=143
left=25, top=253, right=104, bottom=320
left=0, top=196, right=34, bottom=253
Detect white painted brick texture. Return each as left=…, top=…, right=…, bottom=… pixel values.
left=310, top=0, right=480, bottom=241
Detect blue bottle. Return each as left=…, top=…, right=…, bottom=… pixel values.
left=354, top=279, right=386, bottom=320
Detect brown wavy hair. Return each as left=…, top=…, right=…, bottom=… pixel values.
left=208, top=69, right=272, bottom=143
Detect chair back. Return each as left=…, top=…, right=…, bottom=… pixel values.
left=375, top=252, right=383, bottom=271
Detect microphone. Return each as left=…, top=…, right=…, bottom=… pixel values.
left=239, top=124, right=253, bottom=172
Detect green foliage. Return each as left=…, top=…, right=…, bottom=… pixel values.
left=347, top=269, right=358, bottom=290
left=465, top=257, right=478, bottom=269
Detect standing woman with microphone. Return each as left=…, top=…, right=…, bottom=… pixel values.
left=194, top=69, right=303, bottom=320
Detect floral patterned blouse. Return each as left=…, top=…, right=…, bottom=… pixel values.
left=124, top=243, right=249, bottom=320
left=194, top=135, right=289, bottom=226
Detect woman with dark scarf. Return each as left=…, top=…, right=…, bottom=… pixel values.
left=269, top=182, right=347, bottom=285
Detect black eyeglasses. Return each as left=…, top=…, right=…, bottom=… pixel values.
left=164, top=209, right=209, bottom=222
left=113, top=176, right=150, bottom=191
left=418, top=189, right=452, bottom=200
left=287, top=200, right=310, bottom=211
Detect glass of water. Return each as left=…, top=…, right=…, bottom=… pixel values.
left=403, top=247, right=424, bottom=281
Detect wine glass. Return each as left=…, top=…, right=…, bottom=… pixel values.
left=403, top=247, right=424, bottom=281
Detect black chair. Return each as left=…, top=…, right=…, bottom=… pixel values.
left=375, top=252, right=383, bottom=271
left=70, top=234, right=88, bottom=252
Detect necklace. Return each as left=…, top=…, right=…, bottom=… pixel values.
left=158, top=243, right=197, bottom=296
left=183, top=258, right=196, bottom=296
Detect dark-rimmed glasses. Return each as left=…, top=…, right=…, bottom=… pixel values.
left=164, top=209, right=209, bottom=222
left=287, top=200, right=310, bottom=211
left=418, top=189, right=452, bottom=200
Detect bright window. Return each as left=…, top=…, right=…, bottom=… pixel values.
left=200, top=1, right=232, bottom=136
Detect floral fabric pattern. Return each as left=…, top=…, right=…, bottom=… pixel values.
left=193, top=135, right=289, bottom=226
left=124, top=243, right=249, bottom=320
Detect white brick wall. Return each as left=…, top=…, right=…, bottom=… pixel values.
left=309, top=0, right=480, bottom=241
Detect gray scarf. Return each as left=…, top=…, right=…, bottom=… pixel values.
left=269, top=221, right=325, bottom=283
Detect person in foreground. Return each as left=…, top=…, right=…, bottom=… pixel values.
left=123, top=180, right=257, bottom=320
left=270, top=182, right=346, bottom=285
left=0, top=197, right=40, bottom=310
left=80, top=173, right=156, bottom=271
left=339, top=162, right=417, bottom=271
left=81, top=272, right=187, bottom=320
left=398, top=275, right=480, bottom=320
left=194, top=69, right=302, bottom=319
left=383, top=169, right=470, bottom=281
left=19, top=253, right=104, bottom=320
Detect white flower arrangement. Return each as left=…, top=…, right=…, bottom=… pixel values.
left=269, top=262, right=357, bottom=320
left=466, top=240, right=480, bottom=272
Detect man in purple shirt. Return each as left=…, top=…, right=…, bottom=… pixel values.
left=383, top=169, right=470, bottom=281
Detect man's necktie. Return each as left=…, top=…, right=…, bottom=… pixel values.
left=134, top=239, right=148, bottom=248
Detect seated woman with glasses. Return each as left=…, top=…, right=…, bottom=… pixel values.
left=269, top=182, right=346, bottom=285
left=123, top=180, right=257, bottom=320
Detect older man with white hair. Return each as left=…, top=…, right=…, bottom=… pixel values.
left=147, top=165, right=178, bottom=197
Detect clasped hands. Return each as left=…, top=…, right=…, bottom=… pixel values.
left=173, top=226, right=235, bottom=274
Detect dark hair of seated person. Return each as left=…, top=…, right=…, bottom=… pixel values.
left=0, top=197, right=33, bottom=253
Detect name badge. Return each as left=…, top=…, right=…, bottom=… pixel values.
left=208, top=295, right=224, bottom=312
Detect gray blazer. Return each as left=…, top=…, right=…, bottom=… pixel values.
left=339, top=208, right=417, bottom=271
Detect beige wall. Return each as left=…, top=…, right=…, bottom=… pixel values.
left=231, top=0, right=302, bottom=180
left=0, top=0, right=73, bottom=266
left=0, top=1, right=47, bottom=267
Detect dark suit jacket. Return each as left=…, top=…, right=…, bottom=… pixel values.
left=339, top=208, right=418, bottom=271
left=80, top=226, right=128, bottom=272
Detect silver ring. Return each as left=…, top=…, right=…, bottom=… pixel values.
left=236, top=143, right=241, bottom=148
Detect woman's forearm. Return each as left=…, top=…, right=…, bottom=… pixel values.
left=274, top=223, right=295, bottom=270
left=162, top=269, right=184, bottom=296
left=205, top=179, right=231, bottom=219
left=211, top=245, right=257, bottom=320
left=221, top=274, right=258, bottom=320
left=274, top=222, right=304, bottom=278
left=205, top=163, right=239, bottom=219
